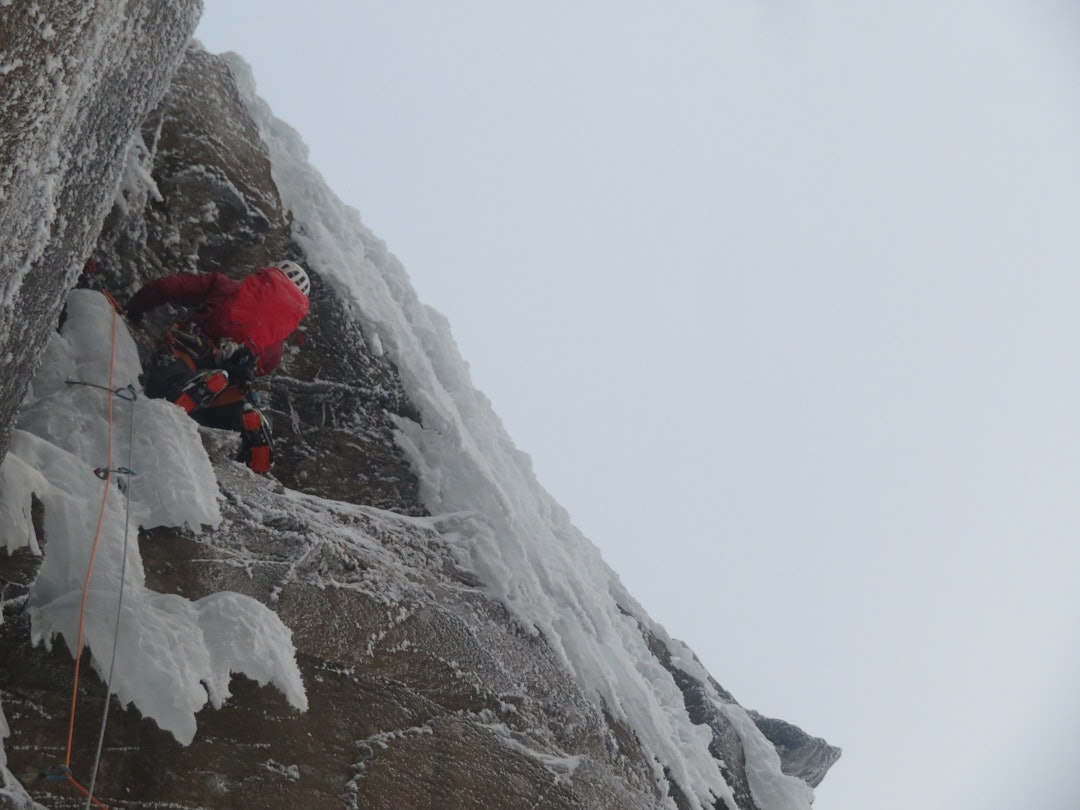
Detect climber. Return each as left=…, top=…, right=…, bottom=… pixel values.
left=124, top=260, right=311, bottom=473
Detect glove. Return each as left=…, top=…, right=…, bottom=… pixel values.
left=216, top=340, right=257, bottom=384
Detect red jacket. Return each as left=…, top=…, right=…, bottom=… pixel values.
left=127, top=271, right=305, bottom=376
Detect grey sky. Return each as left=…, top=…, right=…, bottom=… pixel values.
left=197, top=3, right=1080, bottom=807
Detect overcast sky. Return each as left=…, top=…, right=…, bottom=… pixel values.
left=197, top=3, right=1080, bottom=808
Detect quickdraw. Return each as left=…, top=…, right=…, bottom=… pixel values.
left=92, top=467, right=137, bottom=480
left=64, top=380, right=138, bottom=402
left=39, top=764, right=72, bottom=782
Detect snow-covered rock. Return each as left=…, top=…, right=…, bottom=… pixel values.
left=0, top=0, right=201, bottom=463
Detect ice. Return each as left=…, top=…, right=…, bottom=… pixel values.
left=721, top=702, right=816, bottom=810
left=0, top=290, right=306, bottom=746
left=0, top=451, right=47, bottom=558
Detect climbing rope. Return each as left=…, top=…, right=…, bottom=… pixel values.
left=49, top=300, right=140, bottom=810
left=84, top=370, right=138, bottom=809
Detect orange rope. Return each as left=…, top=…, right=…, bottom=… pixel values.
left=60, top=301, right=118, bottom=810
left=66, top=771, right=109, bottom=810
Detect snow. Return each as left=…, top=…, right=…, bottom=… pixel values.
left=0, top=290, right=306, bottom=746
left=227, top=51, right=813, bottom=810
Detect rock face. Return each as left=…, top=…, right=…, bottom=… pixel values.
left=749, top=713, right=842, bottom=790
left=0, top=35, right=839, bottom=810
left=0, top=0, right=202, bottom=465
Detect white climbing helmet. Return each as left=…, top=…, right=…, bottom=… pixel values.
left=276, top=260, right=311, bottom=297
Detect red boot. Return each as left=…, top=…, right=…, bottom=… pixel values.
left=240, top=405, right=273, bottom=473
